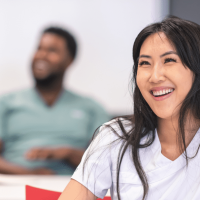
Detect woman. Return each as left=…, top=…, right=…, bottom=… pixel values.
left=58, top=16, right=200, bottom=200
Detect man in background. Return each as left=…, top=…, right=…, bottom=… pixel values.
left=0, top=27, right=109, bottom=175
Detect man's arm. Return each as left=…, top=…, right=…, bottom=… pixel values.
left=0, top=140, right=55, bottom=175
left=26, top=147, right=85, bottom=167
left=64, top=148, right=85, bottom=167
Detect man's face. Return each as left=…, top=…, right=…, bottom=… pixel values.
left=32, top=33, right=72, bottom=81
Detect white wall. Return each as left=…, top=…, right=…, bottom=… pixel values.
left=0, top=0, right=169, bottom=114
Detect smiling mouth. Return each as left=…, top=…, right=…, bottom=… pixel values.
left=151, top=88, right=175, bottom=97
left=33, top=61, right=49, bottom=71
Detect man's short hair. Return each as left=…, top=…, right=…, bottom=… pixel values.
left=43, top=27, right=77, bottom=59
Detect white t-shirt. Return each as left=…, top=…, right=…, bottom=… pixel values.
left=72, top=119, right=200, bottom=200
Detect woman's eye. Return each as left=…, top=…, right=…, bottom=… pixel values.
left=164, top=58, right=176, bottom=63
left=139, top=61, right=150, bottom=66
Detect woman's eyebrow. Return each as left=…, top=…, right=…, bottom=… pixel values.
left=160, top=51, right=178, bottom=57
left=138, top=51, right=178, bottom=61
left=138, top=55, right=151, bottom=61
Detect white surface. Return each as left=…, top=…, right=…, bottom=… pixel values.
left=0, top=0, right=169, bottom=114
left=0, top=186, right=25, bottom=200
left=0, top=175, right=70, bottom=200
left=0, top=174, right=70, bottom=191
left=0, top=174, right=110, bottom=200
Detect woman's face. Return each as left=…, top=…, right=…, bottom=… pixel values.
left=136, top=32, right=194, bottom=119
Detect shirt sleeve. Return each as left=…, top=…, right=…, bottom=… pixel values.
left=71, top=125, right=114, bottom=199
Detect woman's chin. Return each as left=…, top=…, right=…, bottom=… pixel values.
left=153, top=110, right=178, bottom=120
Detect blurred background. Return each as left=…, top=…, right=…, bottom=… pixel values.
left=0, top=0, right=169, bottom=116
left=170, top=0, right=200, bottom=25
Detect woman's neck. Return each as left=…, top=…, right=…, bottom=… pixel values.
left=157, top=114, right=200, bottom=161
left=157, top=116, right=178, bottom=147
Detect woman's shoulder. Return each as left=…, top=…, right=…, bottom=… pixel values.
left=100, top=116, right=133, bottom=136
left=89, top=117, right=134, bottom=152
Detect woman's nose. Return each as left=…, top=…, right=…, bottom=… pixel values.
left=149, top=63, right=165, bottom=83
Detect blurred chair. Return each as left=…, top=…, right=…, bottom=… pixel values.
left=25, top=185, right=111, bottom=200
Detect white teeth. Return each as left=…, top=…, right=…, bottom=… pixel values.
left=152, top=88, right=174, bottom=97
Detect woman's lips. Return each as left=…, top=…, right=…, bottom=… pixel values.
left=151, top=90, right=174, bottom=101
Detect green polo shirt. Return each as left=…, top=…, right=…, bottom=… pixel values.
left=0, top=88, right=110, bottom=175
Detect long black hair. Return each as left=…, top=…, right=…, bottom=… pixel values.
left=85, top=16, right=200, bottom=200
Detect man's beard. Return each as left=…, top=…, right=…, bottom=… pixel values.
left=34, top=74, right=58, bottom=88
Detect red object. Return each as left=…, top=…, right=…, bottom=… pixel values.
left=26, top=185, right=111, bottom=200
